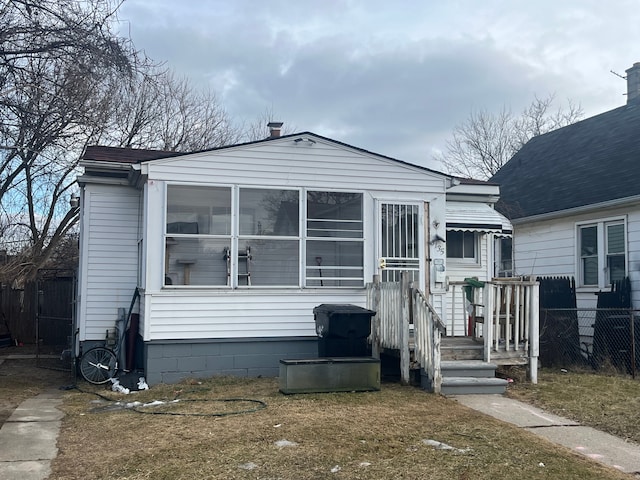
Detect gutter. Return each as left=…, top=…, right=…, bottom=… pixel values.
left=511, top=194, right=640, bottom=225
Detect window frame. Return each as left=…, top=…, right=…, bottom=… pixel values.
left=576, top=217, right=627, bottom=289
left=163, top=183, right=366, bottom=289
left=304, top=190, right=365, bottom=287
left=446, top=230, right=479, bottom=264
left=164, top=183, right=233, bottom=288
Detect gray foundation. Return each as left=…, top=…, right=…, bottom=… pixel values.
left=143, top=337, right=318, bottom=385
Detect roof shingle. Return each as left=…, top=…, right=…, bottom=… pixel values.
left=490, top=104, right=640, bottom=220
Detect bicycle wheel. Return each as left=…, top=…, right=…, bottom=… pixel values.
left=79, top=347, right=118, bottom=384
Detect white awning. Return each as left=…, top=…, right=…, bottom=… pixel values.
left=446, top=202, right=513, bottom=235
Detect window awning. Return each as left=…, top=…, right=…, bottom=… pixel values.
left=446, top=202, right=513, bottom=235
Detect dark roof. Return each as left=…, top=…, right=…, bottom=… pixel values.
left=490, top=103, right=640, bottom=220
left=82, top=146, right=177, bottom=163
left=81, top=132, right=448, bottom=178
left=455, top=176, right=498, bottom=186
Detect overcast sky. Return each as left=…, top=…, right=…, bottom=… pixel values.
left=117, top=0, right=640, bottom=170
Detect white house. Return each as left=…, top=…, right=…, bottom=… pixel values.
left=76, top=127, right=515, bottom=385
left=77, top=129, right=452, bottom=384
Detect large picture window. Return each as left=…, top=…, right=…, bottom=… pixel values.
left=164, top=185, right=364, bottom=288
left=578, top=220, right=626, bottom=288
left=306, top=191, right=364, bottom=287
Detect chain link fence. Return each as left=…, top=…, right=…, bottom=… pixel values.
left=540, top=308, right=639, bottom=378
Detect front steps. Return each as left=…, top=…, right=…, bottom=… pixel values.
left=440, top=360, right=507, bottom=395
left=439, top=338, right=507, bottom=395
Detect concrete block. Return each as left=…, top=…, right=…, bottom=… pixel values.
left=191, top=343, right=221, bottom=356
left=148, top=357, right=178, bottom=373
left=177, top=356, right=207, bottom=372
left=205, top=355, right=234, bottom=371
left=162, top=344, right=193, bottom=357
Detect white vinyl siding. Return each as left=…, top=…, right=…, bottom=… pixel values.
left=513, top=205, right=640, bottom=309
left=82, top=137, right=449, bottom=341
left=442, top=232, right=489, bottom=336
left=146, top=139, right=445, bottom=192
left=146, top=291, right=368, bottom=340
left=79, top=186, right=140, bottom=340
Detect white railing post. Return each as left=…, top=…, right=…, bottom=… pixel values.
left=400, top=272, right=411, bottom=385
left=483, top=283, right=494, bottom=363
left=529, top=281, right=540, bottom=384
left=371, top=275, right=381, bottom=359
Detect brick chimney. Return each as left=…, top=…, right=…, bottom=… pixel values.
left=267, top=122, right=283, bottom=138
left=626, top=62, right=640, bottom=104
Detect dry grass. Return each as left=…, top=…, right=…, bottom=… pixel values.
left=507, top=367, right=640, bottom=444
left=47, top=375, right=633, bottom=480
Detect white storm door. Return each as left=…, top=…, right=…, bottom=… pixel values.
left=378, top=202, right=422, bottom=287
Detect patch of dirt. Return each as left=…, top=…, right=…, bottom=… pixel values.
left=0, top=345, right=74, bottom=425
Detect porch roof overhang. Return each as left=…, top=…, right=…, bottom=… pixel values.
left=446, top=202, right=513, bottom=235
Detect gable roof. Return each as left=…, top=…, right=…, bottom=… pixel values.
left=81, top=132, right=447, bottom=178
left=490, top=104, right=640, bottom=220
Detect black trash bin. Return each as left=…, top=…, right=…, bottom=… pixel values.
left=313, top=304, right=376, bottom=357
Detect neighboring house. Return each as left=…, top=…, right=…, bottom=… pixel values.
left=490, top=62, right=640, bottom=310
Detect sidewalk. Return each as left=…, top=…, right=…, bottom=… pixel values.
left=0, top=390, right=64, bottom=480
left=454, top=394, right=640, bottom=476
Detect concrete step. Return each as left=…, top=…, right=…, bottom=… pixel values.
left=441, top=376, right=508, bottom=395
left=441, top=360, right=497, bottom=378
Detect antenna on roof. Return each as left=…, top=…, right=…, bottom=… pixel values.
left=610, top=70, right=626, bottom=80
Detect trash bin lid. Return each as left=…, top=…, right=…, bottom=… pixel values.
left=313, top=304, right=376, bottom=316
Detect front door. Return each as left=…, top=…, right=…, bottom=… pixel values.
left=378, top=202, right=423, bottom=288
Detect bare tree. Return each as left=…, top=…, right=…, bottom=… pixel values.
left=0, top=1, right=287, bottom=283
left=103, top=69, right=244, bottom=151
left=0, top=0, right=138, bottom=282
left=437, top=94, right=583, bottom=180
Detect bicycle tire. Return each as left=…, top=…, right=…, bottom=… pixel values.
left=79, top=347, right=118, bottom=384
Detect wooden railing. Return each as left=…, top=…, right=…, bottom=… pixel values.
left=366, top=273, right=445, bottom=393
left=449, top=278, right=540, bottom=383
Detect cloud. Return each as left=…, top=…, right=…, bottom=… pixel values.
left=118, top=0, right=640, bottom=169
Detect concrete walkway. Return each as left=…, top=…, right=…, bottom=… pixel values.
left=454, top=394, right=640, bottom=476
left=0, top=390, right=64, bottom=480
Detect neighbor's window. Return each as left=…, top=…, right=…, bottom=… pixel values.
left=580, top=225, right=598, bottom=286
left=446, top=231, right=477, bottom=261
left=165, top=185, right=231, bottom=286
left=578, top=220, right=626, bottom=288
left=606, top=223, right=626, bottom=284
left=306, top=191, right=364, bottom=287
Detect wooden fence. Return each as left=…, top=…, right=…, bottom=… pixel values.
left=0, top=270, right=75, bottom=348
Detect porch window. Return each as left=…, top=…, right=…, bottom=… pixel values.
left=578, top=220, right=626, bottom=288
left=164, top=185, right=364, bottom=288
left=238, top=188, right=299, bottom=286
left=165, top=185, right=231, bottom=286
left=446, top=231, right=477, bottom=261
left=306, top=191, right=364, bottom=286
